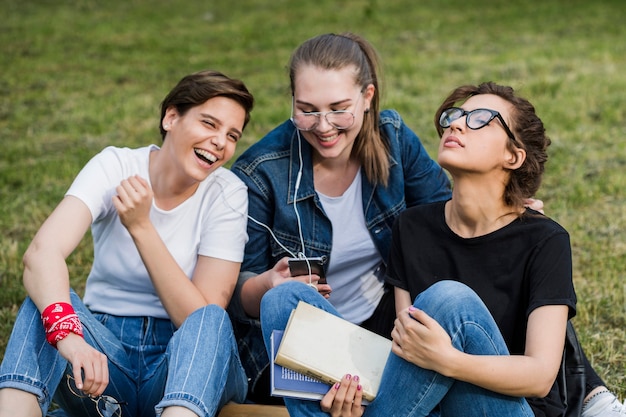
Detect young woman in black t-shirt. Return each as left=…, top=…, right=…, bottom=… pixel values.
left=314, top=82, right=623, bottom=417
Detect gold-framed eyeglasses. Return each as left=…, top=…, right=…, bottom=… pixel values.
left=290, top=92, right=363, bottom=131
left=66, top=374, right=126, bottom=417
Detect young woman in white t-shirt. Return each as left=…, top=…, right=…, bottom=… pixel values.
left=0, top=70, right=254, bottom=417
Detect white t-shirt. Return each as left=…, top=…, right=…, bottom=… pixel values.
left=318, top=171, right=384, bottom=324
left=67, top=145, right=248, bottom=318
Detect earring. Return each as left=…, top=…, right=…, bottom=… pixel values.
left=364, top=108, right=370, bottom=114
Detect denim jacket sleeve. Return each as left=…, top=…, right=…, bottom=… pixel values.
left=231, top=121, right=298, bottom=276
left=380, top=109, right=451, bottom=208
left=366, top=110, right=451, bottom=262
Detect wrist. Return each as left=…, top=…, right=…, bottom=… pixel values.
left=41, top=302, right=84, bottom=348
left=262, top=269, right=276, bottom=292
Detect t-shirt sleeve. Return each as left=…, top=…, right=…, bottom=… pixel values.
left=526, top=230, right=577, bottom=319
left=65, top=146, right=127, bottom=222
left=197, top=174, right=249, bottom=263
left=385, top=215, right=410, bottom=291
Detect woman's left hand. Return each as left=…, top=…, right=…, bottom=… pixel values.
left=391, top=306, right=454, bottom=375
left=113, top=175, right=154, bottom=232
left=320, top=374, right=365, bottom=417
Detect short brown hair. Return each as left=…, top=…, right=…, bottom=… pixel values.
left=159, top=70, right=254, bottom=140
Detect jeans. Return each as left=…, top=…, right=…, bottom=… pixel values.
left=0, top=291, right=247, bottom=417
left=260, top=281, right=534, bottom=417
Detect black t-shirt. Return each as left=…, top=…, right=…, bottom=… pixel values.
left=386, top=201, right=576, bottom=352
left=385, top=201, right=577, bottom=416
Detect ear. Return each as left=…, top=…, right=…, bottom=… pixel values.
left=504, top=147, right=526, bottom=170
left=362, top=83, right=375, bottom=111
left=162, top=106, right=179, bottom=131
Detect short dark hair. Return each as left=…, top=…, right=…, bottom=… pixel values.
left=159, top=70, right=254, bottom=140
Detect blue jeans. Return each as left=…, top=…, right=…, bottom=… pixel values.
left=0, top=291, right=247, bottom=417
left=260, top=281, right=534, bottom=417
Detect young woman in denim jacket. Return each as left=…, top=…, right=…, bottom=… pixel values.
left=228, top=32, right=451, bottom=405
left=0, top=71, right=253, bottom=417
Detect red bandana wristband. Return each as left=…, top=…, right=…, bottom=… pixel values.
left=41, top=302, right=84, bottom=347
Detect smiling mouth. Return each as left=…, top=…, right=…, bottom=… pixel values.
left=318, top=133, right=339, bottom=143
left=194, top=148, right=217, bottom=165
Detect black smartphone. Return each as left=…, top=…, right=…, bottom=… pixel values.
left=288, top=257, right=326, bottom=284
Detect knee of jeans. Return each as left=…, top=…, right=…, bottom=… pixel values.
left=261, top=281, right=317, bottom=323
left=260, top=281, right=307, bottom=316
left=415, top=280, right=481, bottom=311
left=186, top=304, right=229, bottom=331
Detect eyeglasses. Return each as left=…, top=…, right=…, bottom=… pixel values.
left=290, top=93, right=362, bottom=131
left=66, top=374, right=127, bottom=417
left=438, top=107, right=518, bottom=144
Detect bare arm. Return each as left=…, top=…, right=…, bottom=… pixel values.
left=114, top=175, right=240, bottom=327
left=130, top=220, right=239, bottom=327
left=22, top=195, right=109, bottom=396
left=23, top=196, right=91, bottom=308
left=239, top=258, right=331, bottom=318
left=394, top=287, right=412, bottom=315
left=240, top=258, right=290, bottom=317
left=393, top=304, right=568, bottom=397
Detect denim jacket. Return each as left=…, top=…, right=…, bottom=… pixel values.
left=232, top=109, right=451, bottom=275
left=228, top=109, right=451, bottom=394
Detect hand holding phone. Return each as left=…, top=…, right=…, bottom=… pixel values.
left=288, top=257, right=326, bottom=284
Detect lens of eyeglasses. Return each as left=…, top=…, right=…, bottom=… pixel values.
left=292, top=111, right=355, bottom=131
left=98, top=396, right=122, bottom=417
left=466, top=109, right=496, bottom=130
left=291, top=114, right=317, bottom=130
left=325, top=111, right=355, bottom=129
left=439, top=108, right=495, bottom=130
left=66, top=375, right=122, bottom=417
left=439, top=108, right=463, bottom=128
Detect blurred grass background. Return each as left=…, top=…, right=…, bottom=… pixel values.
left=1, top=0, right=624, bottom=398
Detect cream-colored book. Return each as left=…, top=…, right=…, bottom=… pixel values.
left=274, top=301, right=392, bottom=402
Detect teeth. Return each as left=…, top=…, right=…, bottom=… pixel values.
left=195, top=148, right=217, bottom=163
left=319, top=133, right=338, bottom=142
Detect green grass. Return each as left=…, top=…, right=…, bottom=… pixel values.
left=1, top=0, right=625, bottom=398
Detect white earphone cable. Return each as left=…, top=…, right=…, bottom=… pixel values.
left=293, top=129, right=314, bottom=284
left=217, top=125, right=316, bottom=285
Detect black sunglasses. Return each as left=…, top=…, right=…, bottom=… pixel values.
left=439, top=107, right=518, bottom=144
